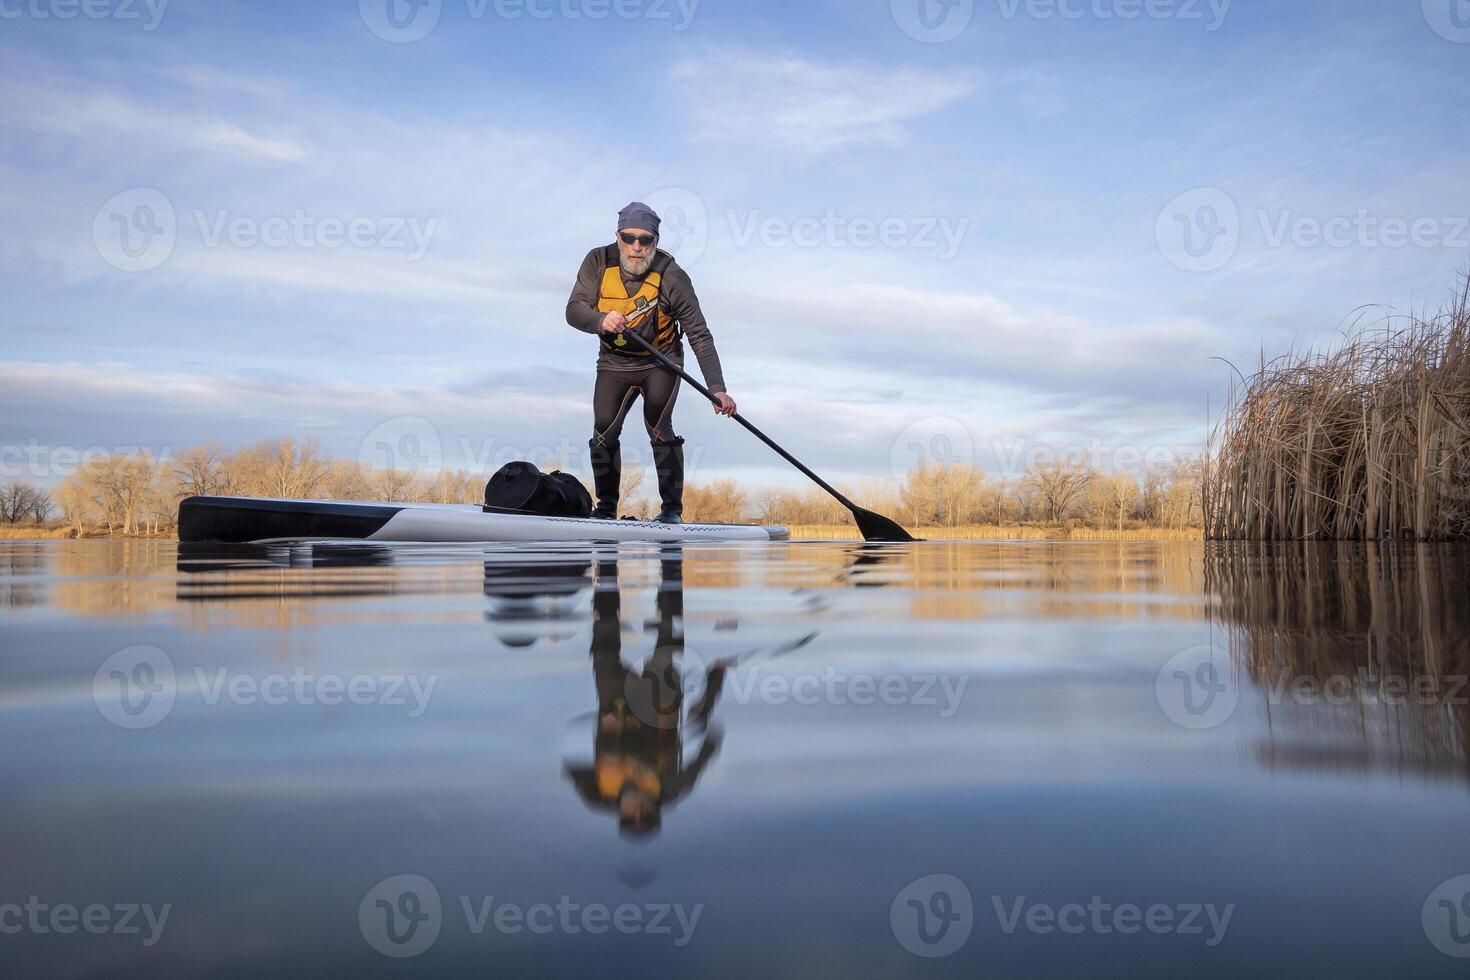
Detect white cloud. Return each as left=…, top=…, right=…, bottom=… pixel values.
left=672, top=53, right=979, bottom=152
left=164, top=65, right=291, bottom=99
left=0, top=71, right=306, bottom=163
left=195, top=122, right=305, bottom=162
left=701, top=268, right=1224, bottom=410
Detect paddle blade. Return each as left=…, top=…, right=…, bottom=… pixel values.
left=851, top=507, right=918, bottom=542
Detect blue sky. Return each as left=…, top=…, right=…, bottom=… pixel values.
left=2, top=0, right=1467, bottom=491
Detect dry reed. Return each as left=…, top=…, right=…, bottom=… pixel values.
left=1207, top=282, right=1470, bottom=540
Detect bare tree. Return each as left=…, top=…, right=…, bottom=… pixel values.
left=29, top=488, right=53, bottom=523
left=899, top=463, right=985, bottom=527
left=754, top=489, right=797, bottom=524
left=0, top=482, right=39, bottom=523
left=324, top=461, right=373, bottom=500
left=172, top=444, right=232, bottom=498
left=1024, top=459, right=1093, bottom=522
left=1089, top=474, right=1140, bottom=531
left=230, top=438, right=330, bottom=498
left=980, top=477, right=1015, bottom=525
left=684, top=479, right=749, bottom=524
left=371, top=466, right=417, bottom=502
left=424, top=468, right=478, bottom=505
left=1161, top=457, right=1205, bottom=529
left=619, top=460, right=645, bottom=502
left=56, top=479, right=89, bottom=536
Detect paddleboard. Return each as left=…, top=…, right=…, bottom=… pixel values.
left=178, top=496, right=788, bottom=543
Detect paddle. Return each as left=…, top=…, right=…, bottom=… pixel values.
left=612, top=311, right=916, bottom=542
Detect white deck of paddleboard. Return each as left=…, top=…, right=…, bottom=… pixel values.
left=218, top=499, right=787, bottom=543
left=370, top=506, right=786, bottom=542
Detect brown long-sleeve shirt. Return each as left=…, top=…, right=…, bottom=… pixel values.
left=565, top=246, right=727, bottom=394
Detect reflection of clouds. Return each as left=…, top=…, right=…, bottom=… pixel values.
left=12, top=537, right=1470, bottom=978
left=17, top=539, right=1470, bottom=802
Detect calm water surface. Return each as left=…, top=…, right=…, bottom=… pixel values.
left=3, top=538, right=1469, bottom=977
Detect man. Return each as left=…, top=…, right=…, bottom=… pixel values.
left=566, top=202, right=737, bottom=523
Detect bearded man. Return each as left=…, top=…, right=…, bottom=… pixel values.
left=566, top=202, right=737, bottom=523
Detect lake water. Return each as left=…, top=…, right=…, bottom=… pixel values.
left=3, top=538, right=1469, bottom=977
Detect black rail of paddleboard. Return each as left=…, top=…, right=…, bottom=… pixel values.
left=177, top=497, right=403, bottom=543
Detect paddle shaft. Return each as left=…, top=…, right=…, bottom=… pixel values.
left=614, top=328, right=861, bottom=513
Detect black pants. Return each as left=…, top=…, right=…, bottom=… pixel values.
left=592, top=363, right=681, bottom=447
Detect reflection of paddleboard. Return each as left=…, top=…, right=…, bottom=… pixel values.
left=178, top=496, right=788, bottom=544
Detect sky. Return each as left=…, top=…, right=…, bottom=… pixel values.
left=2, top=0, right=1468, bottom=493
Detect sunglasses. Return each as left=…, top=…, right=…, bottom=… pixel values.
left=619, top=232, right=657, bottom=247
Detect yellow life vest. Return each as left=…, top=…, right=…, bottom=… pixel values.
left=595, top=756, right=663, bottom=800
left=596, top=244, right=680, bottom=356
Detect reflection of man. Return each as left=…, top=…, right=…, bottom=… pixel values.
left=564, top=550, right=726, bottom=837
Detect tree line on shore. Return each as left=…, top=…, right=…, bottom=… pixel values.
left=6, top=439, right=1205, bottom=536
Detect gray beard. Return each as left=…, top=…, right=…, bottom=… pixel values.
left=620, top=253, right=652, bottom=277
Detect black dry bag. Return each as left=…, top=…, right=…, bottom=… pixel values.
left=484, top=461, right=593, bottom=518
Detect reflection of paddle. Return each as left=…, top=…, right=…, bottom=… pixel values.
left=614, top=301, right=916, bottom=542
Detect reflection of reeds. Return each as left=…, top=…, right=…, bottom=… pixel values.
left=1206, top=542, right=1470, bottom=777
left=788, top=524, right=1201, bottom=541
left=1206, top=283, right=1470, bottom=540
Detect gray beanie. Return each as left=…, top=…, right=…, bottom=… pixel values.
left=617, top=201, right=661, bottom=236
